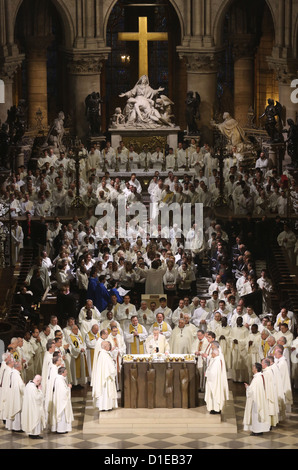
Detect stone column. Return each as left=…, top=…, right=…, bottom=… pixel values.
left=67, top=52, right=108, bottom=139
left=232, top=36, right=256, bottom=127
left=267, top=54, right=298, bottom=122
left=25, top=36, right=53, bottom=129
left=178, top=51, right=219, bottom=138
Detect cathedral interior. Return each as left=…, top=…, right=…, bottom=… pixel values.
left=0, top=0, right=298, bottom=452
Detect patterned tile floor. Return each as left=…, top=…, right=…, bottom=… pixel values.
left=0, top=382, right=298, bottom=451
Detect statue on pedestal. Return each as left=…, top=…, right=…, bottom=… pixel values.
left=185, top=91, right=201, bottom=135
left=283, top=118, right=298, bottom=168
left=259, top=98, right=284, bottom=143
left=211, top=112, right=247, bottom=148
left=85, top=91, right=103, bottom=136
left=117, top=75, right=175, bottom=128
left=45, top=111, right=66, bottom=152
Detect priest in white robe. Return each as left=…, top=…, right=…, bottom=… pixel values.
left=145, top=327, right=170, bottom=354
left=41, top=339, right=56, bottom=392
left=4, top=362, right=25, bottom=432
left=68, top=324, right=89, bottom=387
left=124, top=316, right=148, bottom=354
left=169, top=319, right=194, bottom=354
left=92, top=341, right=118, bottom=411
left=191, top=330, right=209, bottom=391
left=267, top=355, right=286, bottom=422
left=149, top=312, right=172, bottom=340
left=274, top=345, right=293, bottom=415
left=108, top=325, right=126, bottom=391
left=243, top=362, right=271, bottom=436
left=21, top=375, right=45, bottom=439
left=44, top=354, right=63, bottom=427
left=85, top=324, right=101, bottom=380
left=204, top=348, right=229, bottom=414
left=261, top=358, right=279, bottom=428
left=51, top=367, right=74, bottom=434
left=230, top=317, right=249, bottom=383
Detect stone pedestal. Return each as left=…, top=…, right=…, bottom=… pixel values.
left=109, top=127, right=181, bottom=153
left=263, top=140, right=286, bottom=174
left=67, top=51, right=109, bottom=139
left=87, top=135, right=106, bottom=151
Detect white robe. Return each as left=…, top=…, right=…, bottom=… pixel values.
left=263, top=366, right=279, bottom=427
left=144, top=334, right=170, bottom=354
left=204, top=355, right=229, bottom=412
left=169, top=326, right=194, bottom=354
left=243, top=372, right=270, bottom=433
left=4, top=369, right=25, bottom=431
left=21, top=381, right=46, bottom=436
left=275, top=355, right=293, bottom=413
left=92, top=349, right=118, bottom=411
left=51, top=374, right=74, bottom=433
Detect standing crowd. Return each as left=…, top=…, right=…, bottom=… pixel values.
left=0, top=137, right=297, bottom=439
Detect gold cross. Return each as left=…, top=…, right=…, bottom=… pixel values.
left=118, top=17, right=168, bottom=78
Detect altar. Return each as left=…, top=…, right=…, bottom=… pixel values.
left=109, top=127, right=181, bottom=153
left=121, top=354, right=198, bottom=409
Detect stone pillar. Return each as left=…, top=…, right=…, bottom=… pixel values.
left=178, top=52, right=219, bottom=140
left=67, top=52, right=108, bottom=139
left=25, top=36, right=53, bottom=129
left=232, top=36, right=256, bottom=127
left=267, top=54, right=298, bottom=122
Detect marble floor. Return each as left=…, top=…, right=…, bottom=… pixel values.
left=0, top=381, right=297, bottom=452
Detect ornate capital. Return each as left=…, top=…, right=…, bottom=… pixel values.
left=0, top=55, right=24, bottom=80
left=266, top=57, right=298, bottom=85
left=231, top=35, right=257, bottom=62
left=179, top=51, right=220, bottom=73
left=67, top=53, right=108, bottom=75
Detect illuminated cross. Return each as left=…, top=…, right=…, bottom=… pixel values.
left=118, top=16, right=168, bottom=78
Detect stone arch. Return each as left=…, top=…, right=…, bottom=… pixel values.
left=102, top=0, right=185, bottom=45
left=212, top=0, right=277, bottom=48
left=12, top=0, right=75, bottom=48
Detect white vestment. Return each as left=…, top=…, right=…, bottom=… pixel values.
left=204, top=355, right=229, bottom=412
left=169, top=326, right=194, bottom=354
left=92, top=349, right=118, bottom=411
left=243, top=372, right=270, bottom=433
left=21, top=381, right=46, bottom=436
left=51, top=374, right=74, bottom=433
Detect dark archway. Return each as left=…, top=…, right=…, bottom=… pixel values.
left=104, top=0, right=185, bottom=131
